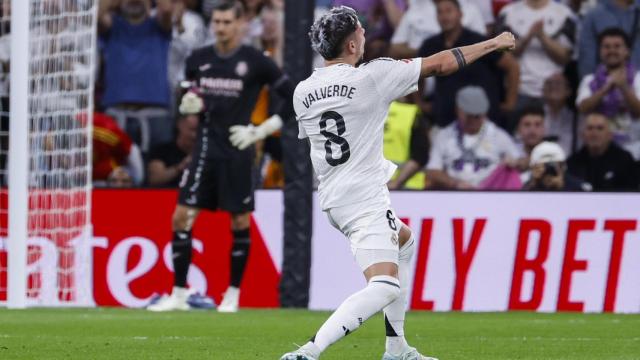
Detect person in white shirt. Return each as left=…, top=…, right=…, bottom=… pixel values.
left=281, top=6, right=515, bottom=360
left=496, top=0, right=575, bottom=110
left=426, top=86, right=521, bottom=189
left=389, top=0, right=486, bottom=59
left=576, top=27, right=640, bottom=160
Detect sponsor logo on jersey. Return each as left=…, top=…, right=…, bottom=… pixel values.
left=199, top=77, right=244, bottom=97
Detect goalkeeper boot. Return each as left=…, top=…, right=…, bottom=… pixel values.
left=147, top=287, right=190, bottom=312
left=279, top=349, right=318, bottom=360
left=382, top=347, right=438, bottom=360
left=217, top=286, right=240, bottom=313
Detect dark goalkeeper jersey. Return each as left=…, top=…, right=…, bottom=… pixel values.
left=185, top=45, right=293, bottom=158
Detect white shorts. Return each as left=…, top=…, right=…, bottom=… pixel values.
left=326, top=188, right=401, bottom=269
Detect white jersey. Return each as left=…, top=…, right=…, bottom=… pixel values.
left=427, top=120, right=520, bottom=187
left=294, top=58, right=421, bottom=210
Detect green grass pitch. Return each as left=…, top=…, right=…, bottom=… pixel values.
left=0, top=308, right=639, bottom=359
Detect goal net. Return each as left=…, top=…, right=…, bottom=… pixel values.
left=0, top=0, right=97, bottom=307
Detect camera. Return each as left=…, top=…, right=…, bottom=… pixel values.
left=543, top=162, right=558, bottom=177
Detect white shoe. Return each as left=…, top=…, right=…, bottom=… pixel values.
left=279, top=349, right=318, bottom=360
left=147, top=287, right=190, bottom=312
left=217, top=286, right=240, bottom=313
left=382, top=347, right=438, bottom=360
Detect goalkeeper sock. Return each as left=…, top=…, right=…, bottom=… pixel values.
left=230, top=229, right=251, bottom=288
left=383, top=236, right=415, bottom=355
left=310, top=275, right=401, bottom=353
left=172, top=230, right=193, bottom=288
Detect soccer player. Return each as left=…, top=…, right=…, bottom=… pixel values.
left=280, top=6, right=515, bottom=360
left=148, top=0, right=294, bottom=313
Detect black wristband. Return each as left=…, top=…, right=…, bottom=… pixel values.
left=451, top=48, right=467, bottom=68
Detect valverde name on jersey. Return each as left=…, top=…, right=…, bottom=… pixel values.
left=301, top=84, right=357, bottom=109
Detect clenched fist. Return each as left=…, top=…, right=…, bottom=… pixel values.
left=494, top=31, right=516, bottom=51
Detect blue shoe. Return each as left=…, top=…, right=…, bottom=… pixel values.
left=187, top=292, right=216, bottom=309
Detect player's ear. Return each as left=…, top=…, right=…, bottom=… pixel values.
left=347, top=39, right=356, bottom=55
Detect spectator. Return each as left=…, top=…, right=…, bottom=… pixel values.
left=576, top=27, right=640, bottom=160
left=87, top=112, right=144, bottom=186
left=333, top=0, right=406, bottom=60
left=513, top=105, right=546, bottom=183
left=417, top=0, right=519, bottom=129
left=524, top=141, right=591, bottom=191
left=384, top=99, right=430, bottom=190
left=426, top=86, right=520, bottom=190
left=578, top=0, right=640, bottom=79
left=561, top=0, right=597, bottom=16
left=543, top=73, right=578, bottom=155
left=147, top=114, right=198, bottom=187
left=0, top=0, right=9, bottom=185
left=496, top=0, right=575, bottom=111
left=475, top=0, right=495, bottom=33
left=98, top=0, right=177, bottom=155
left=167, top=0, right=207, bottom=95
left=107, top=167, right=135, bottom=187
left=242, top=0, right=266, bottom=48
left=390, top=0, right=486, bottom=59
left=260, top=5, right=283, bottom=65
left=567, top=112, right=639, bottom=191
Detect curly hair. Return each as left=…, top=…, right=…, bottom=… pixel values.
left=309, top=6, right=359, bottom=60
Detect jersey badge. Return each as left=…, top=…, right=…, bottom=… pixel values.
left=235, top=61, right=248, bottom=77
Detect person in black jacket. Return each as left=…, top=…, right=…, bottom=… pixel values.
left=567, top=112, right=639, bottom=191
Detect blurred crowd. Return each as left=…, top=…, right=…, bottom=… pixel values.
left=4, top=0, right=640, bottom=192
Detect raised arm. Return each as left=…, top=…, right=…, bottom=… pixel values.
left=155, top=0, right=175, bottom=33
left=420, top=32, right=515, bottom=77
left=98, top=0, right=114, bottom=34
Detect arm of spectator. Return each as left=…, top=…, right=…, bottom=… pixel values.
left=390, top=43, right=417, bottom=59
left=425, top=169, right=474, bottom=190
left=98, top=0, right=115, bottom=34
left=126, top=144, right=145, bottom=185
left=497, top=52, right=519, bottom=112
left=381, top=0, right=404, bottom=29
left=155, top=0, right=175, bottom=33
left=511, top=23, right=538, bottom=58
left=577, top=77, right=612, bottom=114
left=389, top=13, right=416, bottom=59
left=538, top=32, right=572, bottom=66
left=420, top=32, right=515, bottom=77
left=615, top=68, right=640, bottom=117
left=147, top=156, right=190, bottom=187
left=388, top=160, right=422, bottom=190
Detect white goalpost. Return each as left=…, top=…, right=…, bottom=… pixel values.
left=1, top=0, right=98, bottom=308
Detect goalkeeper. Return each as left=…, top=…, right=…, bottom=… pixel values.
left=148, top=0, right=294, bottom=313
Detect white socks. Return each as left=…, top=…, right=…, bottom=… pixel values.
left=383, top=236, right=415, bottom=355
left=302, top=275, right=401, bottom=357
left=172, top=286, right=189, bottom=300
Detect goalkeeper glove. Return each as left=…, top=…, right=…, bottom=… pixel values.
left=229, top=114, right=283, bottom=150
left=179, top=91, right=204, bottom=114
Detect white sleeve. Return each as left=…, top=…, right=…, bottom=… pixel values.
left=360, top=58, right=421, bottom=103
left=498, top=130, right=521, bottom=159
left=575, top=74, right=594, bottom=106
left=426, top=132, right=445, bottom=170
left=298, top=121, right=308, bottom=139
left=390, top=13, right=410, bottom=45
